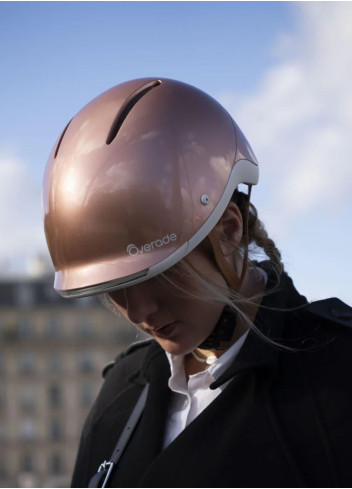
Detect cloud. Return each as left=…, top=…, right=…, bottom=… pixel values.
left=217, top=3, right=352, bottom=238
left=0, top=151, right=49, bottom=274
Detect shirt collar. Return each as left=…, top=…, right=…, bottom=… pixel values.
left=165, top=329, right=250, bottom=386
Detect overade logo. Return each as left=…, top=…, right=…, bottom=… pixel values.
left=126, top=234, right=177, bottom=256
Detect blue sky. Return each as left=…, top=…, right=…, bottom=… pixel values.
left=0, top=2, right=351, bottom=304
left=0, top=2, right=294, bottom=181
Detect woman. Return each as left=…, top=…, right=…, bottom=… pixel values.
left=43, top=78, right=352, bottom=487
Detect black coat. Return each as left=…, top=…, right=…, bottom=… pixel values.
left=72, top=269, right=352, bottom=487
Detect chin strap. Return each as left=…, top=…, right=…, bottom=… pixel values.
left=239, top=184, right=252, bottom=287
left=198, top=305, right=237, bottom=350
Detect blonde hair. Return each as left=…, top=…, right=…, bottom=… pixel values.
left=100, top=192, right=292, bottom=349
left=231, top=188, right=284, bottom=276
left=159, top=258, right=274, bottom=345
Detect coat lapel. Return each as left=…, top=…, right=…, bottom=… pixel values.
left=110, top=341, right=171, bottom=487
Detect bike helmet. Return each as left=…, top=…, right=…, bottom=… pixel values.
left=43, top=77, right=258, bottom=298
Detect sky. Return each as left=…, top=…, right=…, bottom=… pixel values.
left=0, top=1, right=351, bottom=304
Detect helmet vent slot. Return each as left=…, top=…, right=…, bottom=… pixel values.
left=106, top=80, right=162, bottom=145
left=54, top=119, right=72, bottom=159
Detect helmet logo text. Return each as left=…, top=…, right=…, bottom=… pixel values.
left=127, top=234, right=177, bottom=256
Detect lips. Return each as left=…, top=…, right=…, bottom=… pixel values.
left=147, top=321, right=177, bottom=339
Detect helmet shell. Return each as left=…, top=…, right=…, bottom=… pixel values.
left=43, top=78, right=258, bottom=297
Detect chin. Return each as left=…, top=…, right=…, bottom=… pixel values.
left=155, top=337, right=197, bottom=356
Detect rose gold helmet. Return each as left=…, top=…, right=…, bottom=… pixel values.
left=43, top=78, right=258, bottom=298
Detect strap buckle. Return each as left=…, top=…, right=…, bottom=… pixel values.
left=98, top=460, right=114, bottom=488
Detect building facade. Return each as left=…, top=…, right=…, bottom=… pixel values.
left=0, top=275, right=142, bottom=487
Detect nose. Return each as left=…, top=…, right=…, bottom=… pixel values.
left=124, top=283, right=159, bottom=324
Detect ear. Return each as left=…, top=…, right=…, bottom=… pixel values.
left=216, top=202, right=243, bottom=257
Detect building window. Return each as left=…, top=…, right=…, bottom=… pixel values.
left=79, top=383, right=95, bottom=409
left=0, top=422, right=6, bottom=441
left=19, top=352, right=35, bottom=375
left=78, top=319, right=94, bottom=338
left=16, top=284, right=34, bottom=307
left=49, top=454, right=64, bottom=475
left=19, top=419, right=36, bottom=442
left=0, top=353, right=4, bottom=373
left=77, top=296, right=97, bottom=308
left=20, top=453, right=34, bottom=473
left=19, top=386, right=36, bottom=411
left=44, top=283, right=59, bottom=301
left=0, top=387, right=4, bottom=411
left=0, top=455, right=5, bottom=478
left=78, top=351, right=94, bottom=373
left=47, top=318, right=61, bottom=339
left=48, top=353, right=62, bottom=373
left=18, top=317, right=34, bottom=340
left=48, top=385, right=62, bottom=409
left=1, top=320, right=18, bottom=341
left=49, top=419, right=63, bottom=442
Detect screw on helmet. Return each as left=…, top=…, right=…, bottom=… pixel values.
left=43, top=78, right=259, bottom=298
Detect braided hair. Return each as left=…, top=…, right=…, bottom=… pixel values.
left=231, top=189, right=284, bottom=274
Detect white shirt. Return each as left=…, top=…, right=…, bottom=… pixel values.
left=162, top=330, right=249, bottom=449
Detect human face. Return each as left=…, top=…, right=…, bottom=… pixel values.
left=108, top=244, right=228, bottom=355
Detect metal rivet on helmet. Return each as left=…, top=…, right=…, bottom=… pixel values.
left=200, top=195, right=210, bottom=205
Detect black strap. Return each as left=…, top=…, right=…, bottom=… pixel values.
left=88, top=383, right=149, bottom=488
